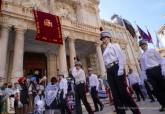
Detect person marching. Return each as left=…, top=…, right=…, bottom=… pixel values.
left=139, top=40, right=165, bottom=111
left=128, top=69, right=145, bottom=102
left=100, top=31, right=141, bottom=114
left=72, top=61, right=93, bottom=114
left=88, top=67, right=104, bottom=112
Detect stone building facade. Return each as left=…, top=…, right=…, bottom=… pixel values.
left=158, top=24, right=165, bottom=39
left=0, top=0, right=140, bottom=83
left=157, top=24, right=165, bottom=58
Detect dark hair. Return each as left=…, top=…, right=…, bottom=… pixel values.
left=51, top=77, right=57, bottom=83
left=74, top=56, right=80, bottom=61
left=129, top=69, right=133, bottom=73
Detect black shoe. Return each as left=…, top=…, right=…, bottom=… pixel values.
left=150, top=100, right=155, bottom=103
left=125, top=107, right=129, bottom=111
left=136, top=99, right=140, bottom=102
left=94, top=109, right=99, bottom=112
left=159, top=106, right=165, bottom=112
left=91, top=111, right=94, bottom=114
left=100, top=104, right=104, bottom=111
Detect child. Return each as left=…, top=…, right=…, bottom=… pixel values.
left=34, top=90, right=45, bottom=114
left=65, top=92, right=75, bottom=113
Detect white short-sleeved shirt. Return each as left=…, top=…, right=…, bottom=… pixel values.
left=72, top=68, right=86, bottom=85
left=140, top=49, right=162, bottom=70
left=103, top=43, right=125, bottom=70
left=89, top=74, right=99, bottom=90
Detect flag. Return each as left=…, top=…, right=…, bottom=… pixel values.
left=137, top=25, right=152, bottom=43
left=156, top=34, right=160, bottom=48
left=110, top=15, right=136, bottom=38
left=147, top=29, right=153, bottom=43
left=33, top=10, right=63, bottom=45
left=123, top=19, right=136, bottom=38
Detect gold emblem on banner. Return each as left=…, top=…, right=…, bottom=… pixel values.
left=44, top=19, right=53, bottom=27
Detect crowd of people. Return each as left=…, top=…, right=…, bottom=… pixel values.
left=0, top=64, right=109, bottom=114
left=0, top=71, right=76, bottom=114
left=0, top=31, right=165, bottom=114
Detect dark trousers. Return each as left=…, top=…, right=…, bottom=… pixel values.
left=75, top=83, right=93, bottom=114
left=144, top=80, right=155, bottom=101
left=132, top=83, right=145, bottom=101
left=146, top=66, right=165, bottom=107
left=90, top=86, right=103, bottom=111
left=107, top=64, right=140, bottom=114
left=60, top=91, right=71, bottom=114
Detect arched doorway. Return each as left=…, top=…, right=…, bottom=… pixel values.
left=23, top=52, right=47, bottom=77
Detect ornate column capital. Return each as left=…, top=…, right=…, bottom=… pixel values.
left=1, top=24, right=10, bottom=30
left=14, top=26, right=26, bottom=34
left=68, top=38, right=75, bottom=42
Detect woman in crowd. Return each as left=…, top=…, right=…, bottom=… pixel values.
left=45, top=77, right=59, bottom=114
left=14, top=77, right=29, bottom=114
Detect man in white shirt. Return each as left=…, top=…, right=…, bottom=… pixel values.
left=100, top=31, right=140, bottom=114
left=58, top=74, right=69, bottom=114
left=128, top=69, right=145, bottom=102
left=72, top=61, right=93, bottom=114
left=88, top=67, right=104, bottom=112
left=139, top=40, right=165, bottom=112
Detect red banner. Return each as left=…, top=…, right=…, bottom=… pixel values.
left=33, top=10, right=63, bottom=45
left=0, top=0, right=2, bottom=11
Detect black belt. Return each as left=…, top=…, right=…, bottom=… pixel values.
left=91, top=86, right=96, bottom=88
left=75, top=81, right=85, bottom=85
left=106, top=61, right=118, bottom=69
left=146, top=65, right=160, bottom=71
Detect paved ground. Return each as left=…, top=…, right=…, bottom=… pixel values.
left=50, top=96, right=164, bottom=114
left=83, top=99, right=164, bottom=114
left=50, top=98, right=164, bottom=114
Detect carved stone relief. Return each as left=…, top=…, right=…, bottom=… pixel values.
left=54, top=2, right=76, bottom=21
left=21, top=0, right=49, bottom=12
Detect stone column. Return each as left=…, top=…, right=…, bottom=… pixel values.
left=47, top=53, right=57, bottom=80
left=11, top=27, right=25, bottom=81
left=96, top=43, right=106, bottom=78
left=69, top=38, right=76, bottom=69
left=58, top=39, right=68, bottom=77
left=0, top=25, right=10, bottom=83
